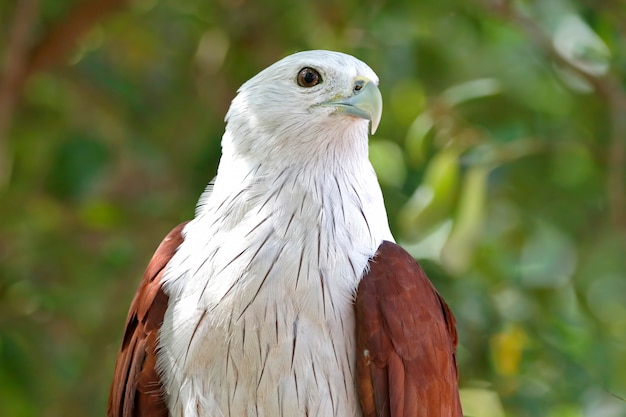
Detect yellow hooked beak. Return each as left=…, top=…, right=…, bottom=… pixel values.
left=323, top=76, right=383, bottom=135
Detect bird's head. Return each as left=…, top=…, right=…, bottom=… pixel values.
left=223, top=50, right=382, bottom=166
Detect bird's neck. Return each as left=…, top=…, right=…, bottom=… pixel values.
left=199, top=144, right=390, bottom=240
left=220, top=117, right=372, bottom=171
left=172, top=145, right=392, bottom=286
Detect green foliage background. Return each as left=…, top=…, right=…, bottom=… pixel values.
left=1, top=0, right=625, bottom=416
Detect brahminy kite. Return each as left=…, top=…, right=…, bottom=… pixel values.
left=108, top=50, right=462, bottom=417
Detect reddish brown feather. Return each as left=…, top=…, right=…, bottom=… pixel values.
left=356, top=241, right=463, bottom=417
left=108, top=222, right=188, bottom=417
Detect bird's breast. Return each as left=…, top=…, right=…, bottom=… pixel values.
left=158, top=170, right=391, bottom=416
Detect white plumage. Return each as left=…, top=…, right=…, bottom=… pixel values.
left=157, top=50, right=393, bottom=417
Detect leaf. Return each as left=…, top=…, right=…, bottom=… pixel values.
left=441, top=165, right=488, bottom=274
left=369, top=139, right=407, bottom=187
left=399, top=147, right=460, bottom=239
left=459, top=387, right=506, bottom=417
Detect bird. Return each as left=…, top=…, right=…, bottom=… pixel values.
left=108, top=50, right=462, bottom=417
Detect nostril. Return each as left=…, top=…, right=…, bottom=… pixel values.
left=354, top=80, right=364, bottom=92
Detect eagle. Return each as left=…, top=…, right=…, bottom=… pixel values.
left=108, top=50, right=462, bottom=417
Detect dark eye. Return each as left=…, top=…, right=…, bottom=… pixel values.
left=297, top=67, right=322, bottom=87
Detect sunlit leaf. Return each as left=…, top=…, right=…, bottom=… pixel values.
left=405, top=111, right=435, bottom=165
left=460, top=387, right=506, bottom=417
left=441, top=165, right=488, bottom=274
left=441, top=78, right=502, bottom=107
left=399, top=147, right=460, bottom=239
left=552, top=15, right=611, bottom=77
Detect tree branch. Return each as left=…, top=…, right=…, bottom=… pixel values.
left=25, top=0, right=130, bottom=77
left=0, top=0, right=130, bottom=187
left=0, top=0, right=40, bottom=187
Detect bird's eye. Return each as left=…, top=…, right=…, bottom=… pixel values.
left=297, top=67, right=322, bottom=87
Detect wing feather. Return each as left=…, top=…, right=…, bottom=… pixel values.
left=356, top=241, right=462, bottom=417
left=108, top=222, right=188, bottom=417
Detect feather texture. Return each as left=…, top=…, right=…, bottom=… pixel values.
left=356, top=241, right=462, bottom=417
left=108, top=222, right=187, bottom=417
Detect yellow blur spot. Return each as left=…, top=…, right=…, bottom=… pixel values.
left=490, top=325, right=528, bottom=376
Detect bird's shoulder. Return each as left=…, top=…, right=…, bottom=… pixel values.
left=108, top=222, right=188, bottom=417
left=355, top=240, right=462, bottom=417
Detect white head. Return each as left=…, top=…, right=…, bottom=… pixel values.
left=222, top=50, right=383, bottom=167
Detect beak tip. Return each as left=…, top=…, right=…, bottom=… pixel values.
left=370, top=120, right=379, bottom=135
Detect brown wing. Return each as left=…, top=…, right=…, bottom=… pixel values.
left=355, top=241, right=462, bottom=417
left=108, top=222, right=188, bottom=417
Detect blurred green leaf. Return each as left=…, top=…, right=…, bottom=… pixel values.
left=520, top=222, right=577, bottom=288
left=399, top=147, right=460, bottom=239
left=441, top=78, right=502, bottom=107
left=460, top=387, right=506, bottom=417
left=442, top=165, right=488, bottom=274
left=369, top=139, right=407, bottom=187
left=46, top=135, right=110, bottom=200
left=405, top=111, right=435, bottom=165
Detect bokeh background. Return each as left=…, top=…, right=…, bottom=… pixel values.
left=1, top=0, right=625, bottom=416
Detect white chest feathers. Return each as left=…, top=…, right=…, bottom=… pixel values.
left=157, top=162, right=393, bottom=417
